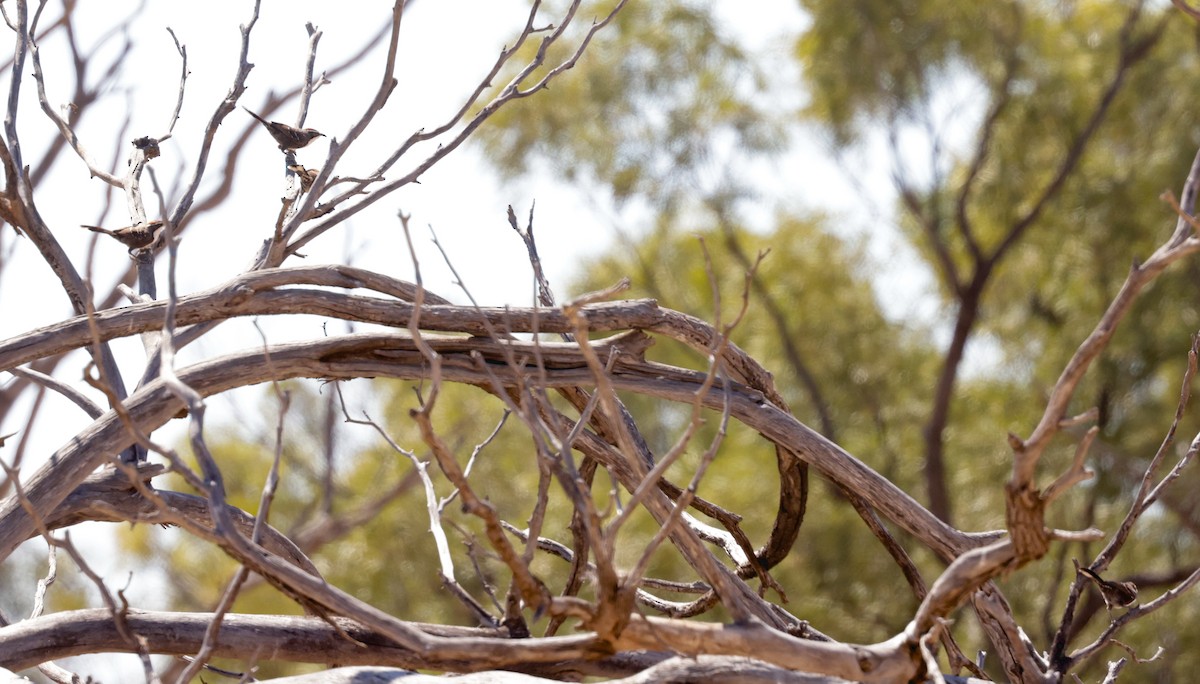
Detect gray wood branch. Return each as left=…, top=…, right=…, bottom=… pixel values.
left=0, top=328, right=995, bottom=570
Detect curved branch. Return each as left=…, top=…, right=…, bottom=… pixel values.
left=0, top=329, right=993, bottom=566
left=44, top=463, right=320, bottom=578
left=0, top=609, right=620, bottom=676
left=1013, top=212, right=1200, bottom=487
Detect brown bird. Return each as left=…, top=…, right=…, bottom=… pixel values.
left=81, top=219, right=165, bottom=251
left=287, top=164, right=320, bottom=193
left=1077, top=564, right=1138, bottom=609
left=243, top=106, right=324, bottom=151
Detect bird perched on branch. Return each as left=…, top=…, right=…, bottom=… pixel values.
left=243, top=106, right=324, bottom=151
left=80, top=219, right=165, bottom=251
left=1077, top=563, right=1138, bottom=609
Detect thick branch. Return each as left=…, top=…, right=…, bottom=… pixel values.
left=0, top=609, right=618, bottom=675
left=0, top=330, right=994, bottom=566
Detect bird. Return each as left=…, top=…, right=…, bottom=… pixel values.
left=1077, top=564, right=1138, bottom=609
left=80, top=219, right=165, bottom=251
left=287, top=164, right=320, bottom=193
left=243, top=106, right=324, bottom=151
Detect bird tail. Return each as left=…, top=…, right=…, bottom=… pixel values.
left=80, top=224, right=112, bottom=235
left=241, top=105, right=270, bottom=126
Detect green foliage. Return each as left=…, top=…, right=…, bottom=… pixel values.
left=790, top=3, right=1200, bottom=676
left=796, top=0, right=1022, bottom=144
left=477, top=0, right=783, bottom=208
